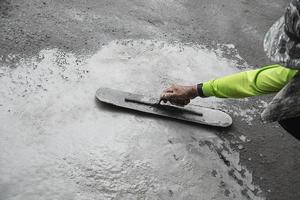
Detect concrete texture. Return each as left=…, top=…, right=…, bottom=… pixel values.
left=0, top=0, right=299, bottom=200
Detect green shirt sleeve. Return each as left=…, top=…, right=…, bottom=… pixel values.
left=202, top=64, right=298, bottom=98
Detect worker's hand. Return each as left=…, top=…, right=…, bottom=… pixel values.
left=160, top=84, right=198, bottom=106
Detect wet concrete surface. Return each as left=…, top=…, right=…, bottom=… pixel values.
left=0, top=1, right=300, bottom=200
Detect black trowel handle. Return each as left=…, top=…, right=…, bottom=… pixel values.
left=158, top=99, right=163, bottom=105
left=124, top=97, right=203, bottom=117
left=125, top=97, right=163, bottom=106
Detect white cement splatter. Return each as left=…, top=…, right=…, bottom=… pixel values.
left=0, top=40, right=265, bottom=200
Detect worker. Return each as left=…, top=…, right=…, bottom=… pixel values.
left=161, top=0, right=300, bottom=141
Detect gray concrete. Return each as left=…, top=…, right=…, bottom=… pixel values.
left=0, top=0, right=299, bottom=200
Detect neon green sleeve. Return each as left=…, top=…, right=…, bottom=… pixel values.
left=202, top=64, right=298, bottom=98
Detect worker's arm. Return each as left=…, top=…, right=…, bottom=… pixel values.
left=201, top=64, right=298, bottom=98
left=161, top=64, right=298, bottom=106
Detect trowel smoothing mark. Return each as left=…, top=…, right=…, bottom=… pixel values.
left=88, top=40, right=240, bottom=93
left=0, top=40, right=264, bottom=199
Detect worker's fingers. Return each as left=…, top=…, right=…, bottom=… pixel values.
left=184, top=99, right=190, bottom=105
left=160, top=92, right=177, bottom=100
left=160, top=97, right=190, bottom=106
left=169, top=101, right=184, bottom=107
left=161, top=88, right=174, bottom=101
left=161, top=84, right=192, bottom=105
left=169, top=99, right=188, bottom=107
left=163, top=87, right=174, bottom=93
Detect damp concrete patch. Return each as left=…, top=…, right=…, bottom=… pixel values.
left=0, top=40, right=265, bottom=199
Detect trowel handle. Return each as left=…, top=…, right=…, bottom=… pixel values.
left=158, top=99, right=163, bottom=105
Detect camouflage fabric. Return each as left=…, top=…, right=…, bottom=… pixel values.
left=264, top=0, right=300, bottom=70
left=261, top=72, right=300, bottom=122
left=262, top=0, right=300, bottom=121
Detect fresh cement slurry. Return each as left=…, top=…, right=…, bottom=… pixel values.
left=0, top=40, right=265, bottom=199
